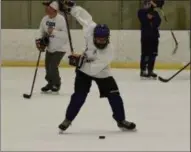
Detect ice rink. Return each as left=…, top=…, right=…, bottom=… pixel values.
left=1, top=67, right=190, bottom=151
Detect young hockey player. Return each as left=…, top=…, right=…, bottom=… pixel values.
left=58, top=1, right=136, bottom=132
left=138, top=0, right=161, bottom=79
left=36, top=1, right=69, bottom=92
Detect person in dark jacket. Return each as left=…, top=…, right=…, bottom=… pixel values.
left=138, top=1, right=161, bottom=79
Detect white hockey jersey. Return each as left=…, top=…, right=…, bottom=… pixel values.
left=71, top=6, right=114, bottom=78
left=38, top=13, right=69, bottom=53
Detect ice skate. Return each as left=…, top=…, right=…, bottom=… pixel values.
left=148, top=71, right=158, bottom=80
left=58, top=119, right=71, bottom=134
left=41, top=84, right=60, bottom=95
left=51, top=84, right=61, bottom=92
left=117, top=120, right=136, bottom=131
left=41, top=83, right=52, bottom=92
left=140, top=71, right=149, bottom=80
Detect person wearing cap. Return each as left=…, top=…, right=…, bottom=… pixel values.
left=36, top=1, right=69, bottom=93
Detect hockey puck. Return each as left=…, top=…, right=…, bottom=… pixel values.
left=99, top=136, right=105, bottom=139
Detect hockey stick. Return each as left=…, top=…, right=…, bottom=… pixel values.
left=160, top=9, right=178, bottom=55
left=23, top=51, right=42, bottom=99
left=158, top=62, right=190, bottom=82
left=62, top=10, right=74, bottom=54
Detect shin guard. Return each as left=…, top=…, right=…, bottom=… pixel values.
left=107, top=94, right=125, bottom=122
left=65, top=92, right=88, bottom=121
left=148, top=55, right=156, bottom=72
left=140, top=55, right=148, bottom=71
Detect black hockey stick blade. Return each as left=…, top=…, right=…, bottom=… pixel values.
left=160, top=9, right=179, bottom=55
left=171, top=31, right=179, bottom=55
left=23, top=94, right=31, bottom=99
left=158, top=76, right=170, bottom=82
left=158, top=62, right=190, bottom=83
left=172, top=44, right=178, bottom=55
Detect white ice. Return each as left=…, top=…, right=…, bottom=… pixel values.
left=1, top=68, right=190, bottom=151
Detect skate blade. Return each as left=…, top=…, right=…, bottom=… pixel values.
left=120, top=127, right=137, bottom=132
left=148, top=77, right=157, bottom=80
left=58, top=129, right=64, bottom=134
left=41, top=90, right=51, bottom=94
left=51, top=91, right=59, bottom=95
left=140, top=77, right=157, bottom=80
left=41, top=91, right=59, bottom=95
left=140, top=77, right=149, bottom=80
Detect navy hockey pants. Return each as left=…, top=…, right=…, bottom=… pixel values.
left=65, top=70, right=126, bottom=122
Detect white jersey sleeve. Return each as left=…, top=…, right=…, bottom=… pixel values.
left=37, top=17, right=46, bottom=39
left=70, top=6, right=96, bottom=31
left=70, top=5, right=114, bottom=78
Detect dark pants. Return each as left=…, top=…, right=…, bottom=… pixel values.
left=65, top=70, right=126, bottom=122
left=45, top=51, right=65, bottom=86
left=140, top=38, right=159, bottom=72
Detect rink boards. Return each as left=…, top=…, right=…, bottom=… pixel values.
left=1, top=29, right=190, bottom=69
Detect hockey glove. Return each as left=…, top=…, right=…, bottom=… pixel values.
left=35, top=36, right=49, bottom=52
left=68, top=54, right=85, bottom=68
left=62, top=0, right=75, bottom=13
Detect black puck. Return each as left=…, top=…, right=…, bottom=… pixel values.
left=99, top=136, right=105, bottom=139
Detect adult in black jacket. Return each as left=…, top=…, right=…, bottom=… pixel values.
left=138, top=3, right=161, bottom=79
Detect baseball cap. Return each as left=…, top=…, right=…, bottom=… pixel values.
left=42, top=1, right=59, bottom=11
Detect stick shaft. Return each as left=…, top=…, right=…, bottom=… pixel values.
left=29, top=51, right=42, bottom=96
left=62, top=11, right=74, bottom=54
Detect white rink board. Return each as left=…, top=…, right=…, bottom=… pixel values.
left=2, top=29, right=190, bottom=64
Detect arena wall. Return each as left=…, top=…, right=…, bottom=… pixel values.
left=1, top=29, right=190, bottom=69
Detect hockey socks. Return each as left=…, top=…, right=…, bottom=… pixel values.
left=65, top=92, right=88, bottom=121
left=140, top=55, right=148, bottom=72
left=148, top=55, right=156, bottom=73
left=107, top=94, right=136, bottom=130
left=59, top=93, right=136, bottom=132
left=107, top=94, right=125, bottom=122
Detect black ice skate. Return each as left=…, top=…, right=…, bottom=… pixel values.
left=58, top=119, right=71, bottom=134
left=51, top=84, right=60, bottom=92
left=117, top=120, right=136, bottom=131
left=41, top=84, right=52, bottom=92
left=140, top=71, right=149, bottom=80
left=148, top=71, right=157, bottom=79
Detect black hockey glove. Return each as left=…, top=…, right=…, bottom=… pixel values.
left=68, top=54, right=85, bottom=68
left=61, top=0, right=75, bottom=13
left=154, top=0, right=165, bottom=9
left=148, top=0, right=165, bottom=9
left=35, top=36, right=49, bottom=52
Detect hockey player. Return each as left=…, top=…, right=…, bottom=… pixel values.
left=58, top=1, right=136, bottom=132
left=138, top=0, right=161, bottom=79
left=36, top=1, right=69, bottom=92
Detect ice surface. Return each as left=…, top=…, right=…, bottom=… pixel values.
left=1, top=68, right=190, bottom=151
